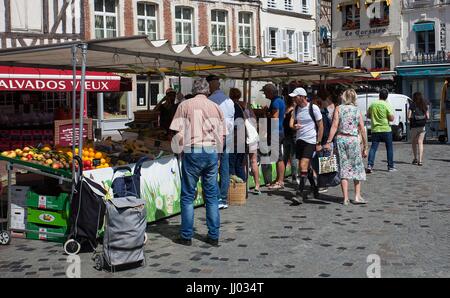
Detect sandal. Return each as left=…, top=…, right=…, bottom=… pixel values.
left=412, top=159, right=418, bottom=165
left=418, top=162, right=423, bottom=166
left=252, top=188, right=262, bottom=195
left=268, top=182, right=284, bottom=190
left=352, top=197, right=367, bottom=205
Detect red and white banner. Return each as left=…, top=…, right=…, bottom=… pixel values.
left=0, top=66, right=126, bottom=92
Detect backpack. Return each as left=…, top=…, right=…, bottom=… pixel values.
left=411, top=107, right=427, bottom=127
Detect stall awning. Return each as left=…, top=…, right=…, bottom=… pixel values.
left=0, top=66, right=131, bottom=92
left=365, top=0, right=391, bottom=6
left=339, top=47, right=363, bottom=57
left=337, top=0, right=360, bottom=11
left=366, top=45, right=393, bottom=55
left=413, top=22, right=435, bottom=32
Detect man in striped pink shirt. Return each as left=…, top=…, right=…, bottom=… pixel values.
left=170, top=78, right=226, bottom=247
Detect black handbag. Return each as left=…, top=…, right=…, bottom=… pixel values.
left=312, top=150, right=341, bottom=188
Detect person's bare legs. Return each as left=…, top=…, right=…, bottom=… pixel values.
left=412, top=132, right=418, bottom=161
left=354, top=180, right=361, bottom=200
left=417, top=131, right=425, bottom=163
left=250, top=153, right=260, bottom=190
left=276, top=160, right=285, bottom=185
left=341, top=179, right=349, bottom=204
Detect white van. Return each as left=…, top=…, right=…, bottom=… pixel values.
left=356, top=93, right=410, bottom=141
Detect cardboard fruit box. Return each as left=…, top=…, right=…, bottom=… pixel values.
left=26, top=222, right=67, bottom=243
left=26, top=191, right=69, bottom=211
left=27, top=208, right=69, bottom=227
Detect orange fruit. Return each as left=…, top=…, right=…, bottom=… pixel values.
left=89, top=151, right=95, bottom=158
left=88, top=148, right=94, bottom=152
left=100, top=158, right=106, bottom=164
left=103, top=163, right=110, bottom=168
left=95, top=152, right=103, bottom=159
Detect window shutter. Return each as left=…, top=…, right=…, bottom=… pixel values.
left=264, top=28, right=270, bottom=56
left=312, top=31, right=316, bottom=60
left=282, top=29, right=287, bottom=57
left=297, top=31, right=304, bottom=62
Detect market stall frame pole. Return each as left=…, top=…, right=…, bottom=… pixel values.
left=77, top=43, right=88, bottom=159
left=246, top=68, right=253, bottom=199
left=71, top=45, right=78, bottom=177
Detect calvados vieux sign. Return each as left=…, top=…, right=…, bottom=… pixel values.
left=0, top=78, right=119, bottom=92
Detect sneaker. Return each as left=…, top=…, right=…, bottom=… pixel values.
left=218, top=203, right=228, bottom=210
left=205, top=237, right=219, bottom=247
left=388, top=167, right=398, bottom=172
left=252, top=188, right=262, bottom=195
left=366, top=166, right=373, bottom=174
left=318, top=187, right=328, bottom=193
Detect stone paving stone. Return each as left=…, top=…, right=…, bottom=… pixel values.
left=1, top=143, right=449, bottom=278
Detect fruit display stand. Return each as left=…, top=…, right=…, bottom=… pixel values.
left=0, top=155, right=72, bottom=244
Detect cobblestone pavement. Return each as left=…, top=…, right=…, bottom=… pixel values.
left=1, top=143, right=449, bottom=278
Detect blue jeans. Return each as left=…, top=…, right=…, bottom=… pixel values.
left=180, top=148, right=220, bottom=240
left=218, top=147, right=230, bottom=205
left=229, top=153, right=246, bottom=181
left=368, top=132, right=394, bottom=169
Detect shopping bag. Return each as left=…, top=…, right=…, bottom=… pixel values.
left=312, top=151, right=341, bottom=188
left=245, top=118, right=259, bottom=145
left=318, top=154, right=338, bottom=175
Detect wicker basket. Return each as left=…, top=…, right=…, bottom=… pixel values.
left=228, top=182, right=247, bottom=206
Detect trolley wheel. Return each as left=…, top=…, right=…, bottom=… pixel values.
left=0, top=231, right=11, bottom=245
left=64, top=239, right=81, bottom=255
left=438, top=135, right=447, bottom=144
left=144, top=233, right=148, bottom=245
left=93, top=254, right=104, bottom=271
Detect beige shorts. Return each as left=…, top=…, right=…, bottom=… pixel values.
left=410, top=126, right=426, bottom=139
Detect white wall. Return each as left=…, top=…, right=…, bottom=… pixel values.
left=260, top=0, right=317, bottom=62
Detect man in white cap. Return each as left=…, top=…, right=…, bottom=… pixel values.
left=288, top=87, right=324, bottom=203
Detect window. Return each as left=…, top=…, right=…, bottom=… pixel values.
left=137, top=81, right=161, bottom=107
left=137, top=2, right=157, bottom=40
left=11, top=0, right=42, bottom=32
left=343, top=52, right=361, bottom=69
left=287, top=30, right=295, bottom=54
left=211, top=10, right=228, bottom=51
left=303, top=32, right=310, bottom=55
left=268, top=0, right=277, bottom=9
left=285, top=0, right=293, bottom=11
left=175, top=7, right=193, bottom=45
left=269, top=28, right=279, bottom=56
left=103, top=92, right=128, bottom=119
left=416, top=27, right=436, bottom=55
left=238, top=12, right=253, bottom=55
left=94, top=0, right=118, bottom=39
left=301, top=0, right=310, bottom=14
left=370, top=1, right=389, bottom=27
left=372, top=49, right=391, bottom=70
left=342, top=4, right=360, bottom=30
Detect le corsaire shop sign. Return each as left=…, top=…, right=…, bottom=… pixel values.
left=0, top=66, right=124, bottom=92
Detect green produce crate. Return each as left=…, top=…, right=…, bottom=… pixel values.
left=26, top=191, right=69, bottom=211
left=27, top=208, right=69, bottom=227
left=26, top=223, right=67, bottom=243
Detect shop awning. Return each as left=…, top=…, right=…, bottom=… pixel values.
left=366, top=45, right=393, bottom=55
left=337, top=0, right=360, bottom=11
left=365, top=0, right=391, bottom=6
left=396, top=65, right=450, bottom=77
left=339, top=47, right=363, bottom=57
left=0, top=66, right=131, bottom=92
left=413, top=22, right=435, bottom=32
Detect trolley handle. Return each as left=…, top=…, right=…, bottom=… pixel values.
left=73, top=155, right=83, bottom=177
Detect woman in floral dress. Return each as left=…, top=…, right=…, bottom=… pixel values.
left=324, top=89, right=368, bottom=205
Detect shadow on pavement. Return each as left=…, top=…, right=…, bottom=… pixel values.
left=429, top=158, right=450, bottom=163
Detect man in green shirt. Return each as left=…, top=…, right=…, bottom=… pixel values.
left=367, top=89, right=397, bottom=173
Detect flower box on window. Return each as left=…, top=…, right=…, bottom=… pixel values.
left=370, top=18, right=389, bottom=28
left=343, top=21, right=359, bottom=30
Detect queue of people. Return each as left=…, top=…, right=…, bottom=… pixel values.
left=168, top=77, right=427, bottom=246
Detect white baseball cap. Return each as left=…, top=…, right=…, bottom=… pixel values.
left=289, top=87, right=307, bottom=97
